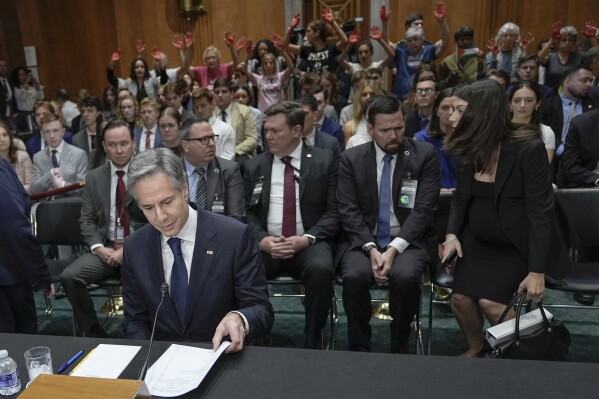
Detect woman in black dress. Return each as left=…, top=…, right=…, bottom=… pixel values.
left=441, top=79, right=569, bottom=357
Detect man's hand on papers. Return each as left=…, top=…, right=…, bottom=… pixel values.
left=212, top=312, right=246, bottom=354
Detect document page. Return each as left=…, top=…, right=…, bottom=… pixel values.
left=144, top=342, right=230, bottom=397
left=70, top=344, right=142, bottom=378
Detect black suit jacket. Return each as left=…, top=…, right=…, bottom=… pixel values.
left=539, top=94, right=598, bottom=150
left=337, top=139, right=440, bottom=254
left=205, top=156, right=245, bottom=219
left=122, top=208, right=273, bottom=342
left=404, top=110, right=424, bottom=139
left=447, top=138, right=571, bottom=279
left=559, top=109, right=599, bottom=187
left=243, top=144, right=339, bottom=243
left=0, top=78, right=15, bottom=118
left=313, top=129, right=341, bottom=162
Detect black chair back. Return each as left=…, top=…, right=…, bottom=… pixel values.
left=35, top=198, right=84, bottom=246
left=555, top=189, right=599, bottom=247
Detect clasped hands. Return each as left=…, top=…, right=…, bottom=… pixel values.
left=259, top=235, right=309, bottom=259
left=94, top=246, right=123, bottom=267
left=370, top=246, right=398, bottom=284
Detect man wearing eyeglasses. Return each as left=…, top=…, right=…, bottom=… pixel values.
left=404, top=78, right=439, bottom=138
left=180, top=115, right=245, bottom=221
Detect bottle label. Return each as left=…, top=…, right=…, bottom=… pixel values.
left=0, top=369, right=19, bottom=387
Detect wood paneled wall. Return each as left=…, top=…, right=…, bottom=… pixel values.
left=0, top=0, right=596, bottom=100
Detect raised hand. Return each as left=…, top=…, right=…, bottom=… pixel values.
left=519, top=32, right=535, bottom=50
left=379, top=5, right=390, bottom=23
left=486, top=39, right=499, bottom=55
left=111, top=48, right=122, bottom=62
left=272, top=34, right=284, bottom=51
left=245, top=39, right=254, bottom=55
left=135, top=39, right=146, bottom=53
left=151, top=46, right=162, bottom=61
left=433, top=1, right=446, bottom=20
left=290, top=12, right=301, bottom=29
left=224, top=31, right=236, bottom=47
left=321, top=7, right=334, bottom=23
left=236, top=37, right=247, bottom=53
left=580, top=20, right=598, bottom=38
left=184, top=32, right=194, bottom=48
left=349, top=29, right=361, bottom=44
left=370, top=26, right=382, bottom=41
left=172, top=34, right=183, bottom=49
left=551, top=21, right=563, bottom=41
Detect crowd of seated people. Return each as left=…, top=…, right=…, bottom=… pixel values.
left=1, top=4, right=599, bottom=358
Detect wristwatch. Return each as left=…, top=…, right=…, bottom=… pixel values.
left=307, top=236, right=316, bottom=245
left=363, top=243, right=377, bottom=255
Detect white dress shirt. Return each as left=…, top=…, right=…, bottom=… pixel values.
left=209, top=116, right=236, bottom=160
left=139, top=125, right=158, bottom=152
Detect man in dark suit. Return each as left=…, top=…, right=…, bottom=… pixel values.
left=337, top=95, right=440, bottom=353
left=60, top=120, right=146, bottom=337
left=0, top=157, right=53, bottom=333
left=180, top=116, right=245, bottom=219
left=72, top=96, right=103, bottom=157
left=404, top=78, right=438, bottom=138
left=539, top=67, right=598, bottom=165
left=122, top=148, right=273, bottom=352
left=309, top=85, right=345, bottom=150
left=133, top=97, right=163, bottom=152
left=164, top=82, right=193, bottom=122
left=297, top=94, right=341, bottom=161
left=0, top=58, right=16, bottom=129
left=244, top=101, right=339, bottom=349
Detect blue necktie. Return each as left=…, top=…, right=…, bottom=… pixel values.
left=195, top=168, right=207, bottom=209
left=376, top=154, right=393, bottom=248
left=167, top=237, right=188, bottom=325
left=51, top=149, right=59, bottom=168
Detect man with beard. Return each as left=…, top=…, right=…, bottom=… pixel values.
left=539, top=67, right=598, bottom=166
left=438, top=27, right=482, bottom=89
left=337, top=95, right=440, bottom=353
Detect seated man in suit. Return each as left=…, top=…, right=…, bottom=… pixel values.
left=26, top=101, right=74, bottom=158
left=297, top=94, right=341, bottom=161
left=337, top=95, right=440, bottom=353
left=180, top=115, right=245, bottom=220
left=30, top=113, right=87, bottom=196
left=60, top=120, right=146, bottom=337
left=72, top=96, right=103, bottom=157
left=191, top=88, right=236, bottom=160
left=164, top=82, right=193, bottom=122
left=122, top=148, right=273, bottom=352
left=0, top=157, right=53, bottom=334
left=212, top=78, right=258, bottom=168
left=309, top=85, right=345, bottom=150
left=244, top=101, right=339, bottom=349
left=404, top=78, right=439, bottom=138
left=134, top=97, right=163, bottom=152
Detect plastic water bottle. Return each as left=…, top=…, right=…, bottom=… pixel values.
left=0, top=350, right=20, bottom=396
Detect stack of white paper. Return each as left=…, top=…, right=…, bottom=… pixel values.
left=70, top=344, right=142, bottom=379
left=485, top=308, right=554, bottom=347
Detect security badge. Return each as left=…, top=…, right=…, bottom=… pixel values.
left=115, top=219, right=125, bottom=250
left=212, top=194, right=225, bottom=214
left=251, top=176, right=264, bottom=206
left=398, top=151, right=417, bottom=209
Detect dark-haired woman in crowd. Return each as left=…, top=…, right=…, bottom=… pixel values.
left=247, top=39, right=283, bottom=75
left=158, top=107, right=182, bottom=156
left=107, top=50, right=167, bottom=102
left=102, top=86, right=118, bottom=121
left=283, top=8, right=348, bottom=75
left=0, top=121, right=32, bottom=191
left=415, top=87, right=458, bottom=189
left=441, top=79, right=570, bottom=357
left=508, top=80, right=555, bottom=163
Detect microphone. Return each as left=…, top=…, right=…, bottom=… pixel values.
left=138, top=282, right=169, bottom=381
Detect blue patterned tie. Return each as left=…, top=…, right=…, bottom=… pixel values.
left=51, top=149, right=59, bottom=168
left=376, top=154, right=393, bottom=248
left=195, top=168, right=207, bottom=209
left=167, top=237, right=188, bottom=325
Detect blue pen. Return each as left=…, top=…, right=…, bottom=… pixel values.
left=57, top=350, right=84, bottom=374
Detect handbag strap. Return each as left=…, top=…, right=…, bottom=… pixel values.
left=513, top=297, right=552, bottom=341
left=497, top=291, right=527, bottom=325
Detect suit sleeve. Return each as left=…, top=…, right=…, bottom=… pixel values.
left=243, top=161, right=270, bottom=242
left=235, top=108, right=259, bottom=156
left=79, top=177, right=103, bottom=247
left=337, top=151, right=376, bottom=248
left=522, top=140, right=555, bottom=273
left=397, top=145, right=441, bottom=244
left=30, top=156, right=54, bottom=194
left=121, top=240, right=152, bottom=339
left=233, top=225, right=274, bottom=338
left=560, top=117, right=599, bottom=187
left=304, top=153, right=340, bottom=241
left=446, top=165, right=472, bottom=236
left=0, top=162, right=51, bottom=291
left=224, top=162, right=246, bottom=219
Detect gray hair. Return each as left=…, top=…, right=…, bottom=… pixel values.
left=179, top=115, right=210, bottom=140
left=495, top=22, right=521, bottom=42
left=560, top=25, right=577, bottom=39
left=127, top=147, right=187, bottom=201
left=405, top=27, right=424, bottom=41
